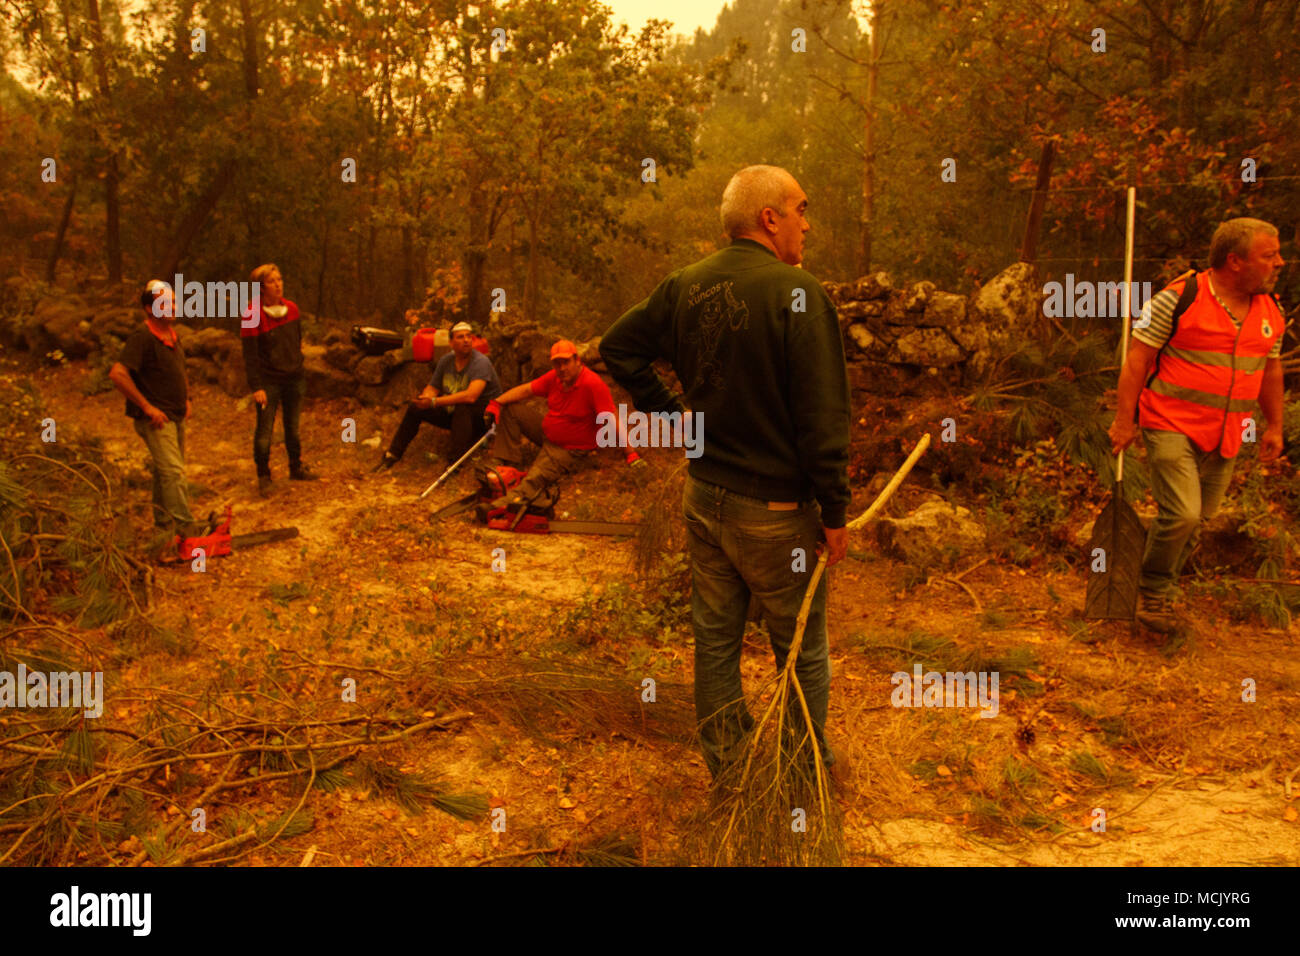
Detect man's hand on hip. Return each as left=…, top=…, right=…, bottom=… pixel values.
left=818, top=525, right=848, bottom=567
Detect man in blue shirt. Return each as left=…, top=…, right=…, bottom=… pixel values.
left=375, top=321, right=503, bottom=469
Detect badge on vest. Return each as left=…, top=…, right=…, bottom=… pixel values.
left=1262, top=320, right=1273, bottom=338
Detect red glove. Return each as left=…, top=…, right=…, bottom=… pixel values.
left=484, top=400, right=502, bottom=425
left=626, top=450, right=643, bottom=466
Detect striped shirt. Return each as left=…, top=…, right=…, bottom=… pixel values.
left=1133, top=287, right=1283, bottom=357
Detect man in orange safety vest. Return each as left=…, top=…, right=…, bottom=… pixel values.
left=1108, top=218, right=1287, bottom=634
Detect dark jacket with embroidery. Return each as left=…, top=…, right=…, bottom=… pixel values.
left=600, top=239, right=851, bottom=526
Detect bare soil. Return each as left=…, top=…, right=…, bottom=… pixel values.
left=10, top=358, right=1299, bottom=866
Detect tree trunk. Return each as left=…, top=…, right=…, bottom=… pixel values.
left=858, top=3, right=882, bottom=277
left=46, top=173, right=77, bottom=284
left=525, top=208, right=540, bottom=323
left=156, top=159, right=238, bottom=278
left=316, top=216, right=330, bottom=318
left=238, top=0, right=260, bottom=98
left=1019, top=140, right=1056, bottom=267
left=85, top=0, right=121, bottom=283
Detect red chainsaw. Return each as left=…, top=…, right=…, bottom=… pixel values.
left=159, top=506, right=300, bottom=564
left=430, top=467, right=639, bottom=537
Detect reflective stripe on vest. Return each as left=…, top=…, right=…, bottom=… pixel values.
left=1138, top=272, right=1283, bottom=458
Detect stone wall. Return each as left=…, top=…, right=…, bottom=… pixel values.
left=4, top=262, right=1041, bottom=400
left=825, top=262, right=1040, bottom=380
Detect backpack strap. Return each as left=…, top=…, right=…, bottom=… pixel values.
left=1144, top=269, right=1198, bottom=390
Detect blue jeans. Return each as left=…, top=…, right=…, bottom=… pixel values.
left=682, top=473, right=833, bottom=779
left=132, top=417, right=194, bottom=531
left=254, top=376, right=306, bottom=476
left=1139, top=428, right=1236, bottom=595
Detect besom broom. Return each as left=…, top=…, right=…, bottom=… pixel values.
left=702, top=432, right=931, bottom=866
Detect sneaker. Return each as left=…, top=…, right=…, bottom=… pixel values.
left=290, top=464, right=321, bottom=481
left=372, top=453, right=398, bottom=472
left=258, top=475, right=273, bottom=497
left=1136, top=591, right=1178, bottom=634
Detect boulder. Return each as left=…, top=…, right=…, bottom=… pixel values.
left=324, top=343, right=363, bottom=371
left=969, top=262, right=1038, bottom=331
left=357, top=360, right=426, bottom=407
left=876, top=500, right=987, bottom=567
left=217, top=349, right=248, bottom=397
left=846, top=324, right=876, bottom=352
left=32, top=294, right=95, bottom=357
left=838, top=299, right=885, bottom=322
left=303, top=347, right=358, bottom=399
left=185, top=326, right=239, bottom=361
left=184, top=354, right=221, bottom=385
left=882, top=295, right=925, bottom=326
left=355, top=355, right=389, bottom=387
left=923, top=291, right=967, bottom=329
left=903, top=281, right=936, bottom=313
left=90, top=306, right=140, bottom=344
left=887, top=327, right=965, bottom=367
left=845, top=272, right=894, bottom=301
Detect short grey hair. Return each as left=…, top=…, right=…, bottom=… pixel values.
left=1209, top=218, right=1277, bottom=268
left=720, top=165, right=795, bottom=239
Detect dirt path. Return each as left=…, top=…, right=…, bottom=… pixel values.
left=17, top=360, right=1300, bottom=866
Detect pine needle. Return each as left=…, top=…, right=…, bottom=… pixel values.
left=700, top=434, right=932, bottom=867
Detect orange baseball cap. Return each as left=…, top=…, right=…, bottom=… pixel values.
left=550, top=339, right=578, bottom=360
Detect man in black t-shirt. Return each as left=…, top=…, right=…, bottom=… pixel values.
left=109, top=281, right=202, bottom=537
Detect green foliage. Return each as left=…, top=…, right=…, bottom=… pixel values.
left=354, top=758, right=488, bottom=820
left=265, top=581, right=311, bottom=606
left=1069, top=751, right=1111, bottom=784
left=560, top=549, right=690, bottom=646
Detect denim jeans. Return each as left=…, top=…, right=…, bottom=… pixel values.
left=1139, top=428, right=1236, bottom=596
left=254, top=376, right=306, bottom=476
left=682, top=473, right=833, bottom=779
left=388, top=399, right=489, bottom=462
left=132, top=417, right=194, bottom=530
left=492, top=399, right=589, bottom=503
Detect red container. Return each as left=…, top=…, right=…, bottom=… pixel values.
left=412, top=327, right=445, bottom=363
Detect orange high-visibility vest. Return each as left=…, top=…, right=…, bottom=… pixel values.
left=1139, top=271, right=1284, bottom=458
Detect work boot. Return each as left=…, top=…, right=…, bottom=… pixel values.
left=1135, top=591, right=1179, bottom=634
left=258, top=474, right=273, bottom=497
left=372, top=452, right=398, bottom=472
left=290, top=463, right=320, bottom=481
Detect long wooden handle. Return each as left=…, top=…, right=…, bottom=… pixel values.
left=785, top=432, right=933, bottom=667
left=1117, top=185, right=1136, bottom=484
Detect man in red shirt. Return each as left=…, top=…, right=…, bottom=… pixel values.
left=485, top=340, right=639, bottom=505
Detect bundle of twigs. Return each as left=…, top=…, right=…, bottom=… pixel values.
left=703, top=433, right=932, bottom=866
left=634, top=460, right=687, bottom=582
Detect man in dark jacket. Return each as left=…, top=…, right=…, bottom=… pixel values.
left=600, top=165, right=851, bottom=782
left=241, top=264, right=318, bottom=495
